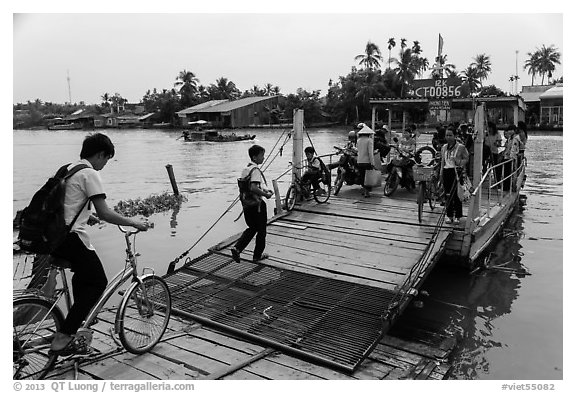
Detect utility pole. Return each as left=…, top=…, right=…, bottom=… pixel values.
left=67, top=69, right=72, bottom=104
left=514, top=50, right=519, bottom=95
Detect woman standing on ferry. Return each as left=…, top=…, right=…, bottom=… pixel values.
left=440, top=128, right=469, bottom=225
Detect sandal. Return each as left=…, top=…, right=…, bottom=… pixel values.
left=253, top=253, right=269, bottom=262
left=49, top=338, right=92, bottom=357
left=231, top=248, right=241, bottom=263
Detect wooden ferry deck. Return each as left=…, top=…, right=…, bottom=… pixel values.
left=15, top=181, right=517, bottom=380
left=44, top=306, right=456, bottom=380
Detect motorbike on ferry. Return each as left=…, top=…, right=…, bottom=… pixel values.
left=384, top=145, right=417, bottom=196
left=384, top=142, right=438, bottom=197
left=332, top=146, right=362, bottom=196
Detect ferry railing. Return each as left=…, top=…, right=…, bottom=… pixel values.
left=464, top=156, right=525, bottom=232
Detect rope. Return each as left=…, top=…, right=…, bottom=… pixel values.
left=386, top=179, right=457, bottom=315
left=166, top=127, right=293, bottom=274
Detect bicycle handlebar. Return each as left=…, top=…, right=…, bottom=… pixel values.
left=118, top=222, right=154, bottom=235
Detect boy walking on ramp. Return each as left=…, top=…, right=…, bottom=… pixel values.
left=232, top=145, right=274, bottom=263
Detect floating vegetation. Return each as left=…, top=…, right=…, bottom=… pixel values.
left=114, top=192, right=187, bottom=217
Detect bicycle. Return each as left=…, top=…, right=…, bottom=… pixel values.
left=414, top=154, right=442, bottom=223
left=284, top=168, right=331, bottom=211
left=13, top=225, right=171, bottom=380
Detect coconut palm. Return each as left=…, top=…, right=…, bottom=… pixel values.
left=175, top=70, right=199, bottom=106
left=472, top=53, right=492, bottom=87
left=535, top=44, right=561, bottom=84
left=263, top=83, right=274, bottom=96
left=174, top=70, right=199, bottom=93
left=393, top=48, right=420, bottom=96
left=431, top=54, right=456, bottom=78
left=355, top=41, right=383, bottom=70
left=212, top=77, right=240, bottom=100
left=412, top=41, right=422, bottom=55
left=523, top=52, right=539, bottom=86
left=387, top=38, right=396, bottom=69
left=460, top=66, right=481, bottom=94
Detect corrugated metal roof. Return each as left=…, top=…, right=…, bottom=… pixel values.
left=520, top=91, right=544, bottom=102
left=176, top=100, right=229, bottom=115
left=196, top=96, right=279, bottom=113
left=138, top=113, right=155, bottom=120
left=540, top=84, right=563, bottom=99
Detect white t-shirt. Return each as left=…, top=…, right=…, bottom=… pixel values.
left=64, top=159, right=106, bottom=250
left=240, top=162, right=264, bottom=202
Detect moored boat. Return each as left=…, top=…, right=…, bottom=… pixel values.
left=181, top=130, right=256, bottom=142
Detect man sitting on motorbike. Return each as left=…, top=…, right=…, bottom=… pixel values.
left=396, top=128, right=416, bottom=190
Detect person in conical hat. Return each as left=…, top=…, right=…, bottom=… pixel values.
left=356, top=123, right=375, bottom=197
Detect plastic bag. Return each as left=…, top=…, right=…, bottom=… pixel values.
left=364, top=169, right=382, bottom=187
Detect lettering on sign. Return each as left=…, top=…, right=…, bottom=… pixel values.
left=429, top=99, right=452, bottom=110
left=413, top=78, right=464, bottom=98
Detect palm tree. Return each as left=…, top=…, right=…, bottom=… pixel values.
left=101, top=93, right=111, bottom=112
left=387, top=38, right=396, bottom=69
left=213, top=77, right=240, bottom=100
left=263, top=83, right=274, bottom=96
left=175, top=70, right=199, bottom=106
left=400, top=38, right=407, bottom=54
left=535, top=44, right=561, bottom=84
left=393, top=48, right=420, bottom=96
left=472, top=54, right=492, bottom=87
left=355, top=41, right=383, bottom=70
left=460, top=66, right=481, bottom=94
left=412, top=41, right=422, bottom=55
left=174, top=70, right=199, bottom=93
left=431, top=54, right=456, bottom=78
left=523, top=52, right=539, bottom=86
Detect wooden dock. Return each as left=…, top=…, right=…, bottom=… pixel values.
left=16, top=181, right=509, bottom=380
left=44, top=306, right=456, bottom=380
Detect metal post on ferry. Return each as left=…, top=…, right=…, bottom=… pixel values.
left=292, top=109, right=304, bottom=183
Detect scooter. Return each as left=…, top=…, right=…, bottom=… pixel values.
left=332, top=146, right=362, bottom=195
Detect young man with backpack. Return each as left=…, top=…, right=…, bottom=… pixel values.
left=45, top=133, right=149, bottom=355
left=232, top=144, right=273, bottom=263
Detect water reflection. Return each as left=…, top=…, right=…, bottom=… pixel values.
left=170, top=203, right=180, bottom=237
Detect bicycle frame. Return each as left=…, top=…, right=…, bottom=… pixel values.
left=81, top=229, right=145, bottom=331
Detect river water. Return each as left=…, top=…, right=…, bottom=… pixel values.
left=11, top=128, right=563, bottom=380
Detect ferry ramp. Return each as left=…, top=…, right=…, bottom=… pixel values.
left=163, top=187, right=452, bottom=373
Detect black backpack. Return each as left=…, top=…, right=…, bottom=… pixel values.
left=18, top=163, right=89, bottom=254
left=237, top=166, right=265, bottom=208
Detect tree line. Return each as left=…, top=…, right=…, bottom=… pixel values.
left=14, top=40, right=561, bottom=129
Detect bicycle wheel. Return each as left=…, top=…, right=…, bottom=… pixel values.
left=313, top=181, right=331, bottom=204
left=13, top=297, right=63, bottom=380
left=417, top=182, right=425, bottom=223
left=285, top=185, right=297, bottom=211
left=428, top=179, right=438, bottom=210
left=117, top=275, right=171, bottom=354
left=384, top=171, right=400, bottom=196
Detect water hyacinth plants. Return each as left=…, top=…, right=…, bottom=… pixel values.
left=114, top=192, right=187, bottom=217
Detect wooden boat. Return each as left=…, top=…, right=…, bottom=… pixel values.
left=182, top=130, right=256, bottom=142
left=47, top=121, right=83, bottom=131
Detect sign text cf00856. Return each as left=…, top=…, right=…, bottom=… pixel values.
left=412, top=78, right=463, bottom=98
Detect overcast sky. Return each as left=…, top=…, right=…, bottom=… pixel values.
left=11, top=4, right=565, bottom=105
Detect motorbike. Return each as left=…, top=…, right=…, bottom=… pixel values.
left=332, top=146, right=362, bottom=195
left=384, top=145, right=417, bottom=196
